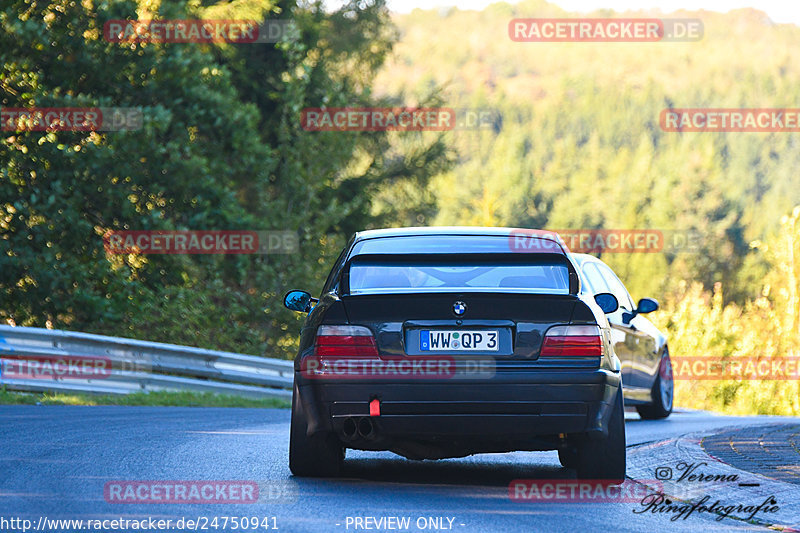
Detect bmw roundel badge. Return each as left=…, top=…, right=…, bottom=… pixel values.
left=453, top=301, right=467, bottom=316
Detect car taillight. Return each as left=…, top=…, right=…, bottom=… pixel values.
left=314, top=325, right=379, bottom=357
left=540, top=325, right=604, bottom=357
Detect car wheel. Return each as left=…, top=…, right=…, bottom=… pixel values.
left=289, top=383, right=343, bottom=477
left=558, top=446, right=579, bottom=469
left=636, top=349, right=673, bottom=420
left=575, top=386, right=626, bottom=483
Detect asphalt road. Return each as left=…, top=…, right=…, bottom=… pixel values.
left=1, top=406, right=798, bottom=533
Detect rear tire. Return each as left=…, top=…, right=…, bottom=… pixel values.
left=575, top=386, right=626, bottom=483
left=289, top=383, right=343, bottom=477
left=636, top=350, right=673, bottom=420
left=558, top=447, right=579, bottom=469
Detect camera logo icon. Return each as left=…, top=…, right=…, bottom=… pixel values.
left=654, top=466, right=673, bottom=480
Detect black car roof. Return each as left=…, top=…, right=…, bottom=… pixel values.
left=350, top=227, right=570, bottom=256
left=353, top=226, right=539, bottom=240
left=351, top=226, right=573, bottom=257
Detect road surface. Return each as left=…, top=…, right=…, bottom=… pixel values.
left=1, top=406, right=797, bottom=532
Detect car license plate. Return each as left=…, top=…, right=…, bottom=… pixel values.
left=420, top=330, right=499, bottom=351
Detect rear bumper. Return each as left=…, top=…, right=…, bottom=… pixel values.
left=296, top=368, right=621, bottom=455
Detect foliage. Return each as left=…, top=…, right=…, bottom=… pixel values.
left=0, top=0, right=451, bottom=358
left=376, top=3, right=800, bottom=303
left=3, top=0, right=800, bottom=415
left=0, top=386, right=290, bottom=408
left=375, top=3, right=800, bottom=415
left=651, top=208, right=800, bottom=415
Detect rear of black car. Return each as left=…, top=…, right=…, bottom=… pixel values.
left=287, top=229, right=626, bottom=481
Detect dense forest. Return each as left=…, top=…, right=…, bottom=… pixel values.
left=1, top=0, right=798, bottom=414
left=1, top=0, right=453, bottom=354
left=375, top=2, right=800, bottom=415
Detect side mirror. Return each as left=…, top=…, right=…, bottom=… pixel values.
left=594, top=293, right=619, bottom=314
left=636, top=297, right=659, bottom=314
left=623, top=297, right=659, bottom=323
left=284, top=290, right=316, bottom=313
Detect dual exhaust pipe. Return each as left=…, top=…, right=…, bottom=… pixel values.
left=342, top=416, right=376, bottom=440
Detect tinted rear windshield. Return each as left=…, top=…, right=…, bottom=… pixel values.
left=347, top=260, right=570, bottom=295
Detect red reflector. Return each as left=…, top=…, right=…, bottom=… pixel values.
left=369, top=398, right=380, bottom=417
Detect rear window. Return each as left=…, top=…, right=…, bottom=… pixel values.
left=347, top=260, right=570, bottom=295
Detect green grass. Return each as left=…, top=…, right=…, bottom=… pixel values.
left=0, top=387, right=290, bottom=408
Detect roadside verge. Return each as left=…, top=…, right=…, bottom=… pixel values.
left=627, top=424, right=800, bottom=531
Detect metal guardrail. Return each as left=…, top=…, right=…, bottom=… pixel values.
left=0, top=325, right=293, bottom=399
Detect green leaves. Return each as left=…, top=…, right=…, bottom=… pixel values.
left=1, top=0, right=451, bottom=360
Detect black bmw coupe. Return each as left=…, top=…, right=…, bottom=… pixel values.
left=284, top=227, right=672, bottom=481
